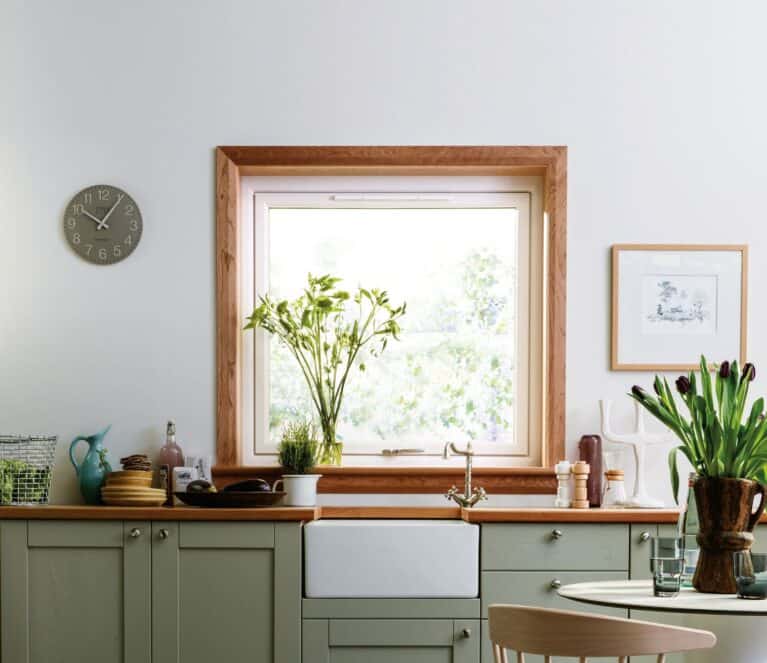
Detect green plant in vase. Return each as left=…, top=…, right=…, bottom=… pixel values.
left=245, top=273, right=406, bottom=465
left=629, top=356, right=767, bottom=593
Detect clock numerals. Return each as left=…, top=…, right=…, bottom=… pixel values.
left=65, top=185, right=141, bottom=264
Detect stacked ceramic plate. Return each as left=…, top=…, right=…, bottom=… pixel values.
left=101, top=470, right=166, bottom=506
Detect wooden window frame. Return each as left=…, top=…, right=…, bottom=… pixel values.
left=214, top=146, right=566, bottom=494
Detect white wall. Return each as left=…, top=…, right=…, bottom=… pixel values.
left=2, top=0, right=766, bottom=505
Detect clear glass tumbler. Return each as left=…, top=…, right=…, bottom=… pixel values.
left=734, top=551, right=767, bottom=600
left=650, top=537, right=683, bottom=597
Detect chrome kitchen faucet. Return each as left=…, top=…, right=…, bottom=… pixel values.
left=442, top=441, right=487, bottom=508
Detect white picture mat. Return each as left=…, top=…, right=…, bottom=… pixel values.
left=616, top=249, right=743, bottom=366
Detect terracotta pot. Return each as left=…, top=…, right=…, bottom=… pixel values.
left=693, top=477, right=765, bottom=593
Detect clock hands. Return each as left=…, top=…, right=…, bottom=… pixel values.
left=82, top=209, right=110, bottom=230
left=96, top=194, right=124, bottom=230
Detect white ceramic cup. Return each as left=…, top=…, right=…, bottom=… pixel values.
left=273, top=474, right=322, bottom=506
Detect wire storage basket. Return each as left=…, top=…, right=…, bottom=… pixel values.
left=0, top=435, right=57, bottom=505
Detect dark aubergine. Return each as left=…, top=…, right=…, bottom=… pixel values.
left=222, top=478, right=271, bottom=493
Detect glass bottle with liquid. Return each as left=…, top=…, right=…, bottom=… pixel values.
left=159, top=420, right=184, bottom=471
left=678, top=473, right=699, bottom=587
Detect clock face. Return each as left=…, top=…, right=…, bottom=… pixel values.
left=63, top=185, right=142, bottom=264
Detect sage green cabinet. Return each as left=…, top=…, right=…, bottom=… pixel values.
left=303, top=618, right=480, bottom=663
left=1, top=520, right=151, bottom=663
left=152, top=521, right=301, bottom=663
left=1, top=519, right=302, bottom=663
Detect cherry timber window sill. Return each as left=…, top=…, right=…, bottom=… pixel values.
left=211, top=465, right=557, bottom=494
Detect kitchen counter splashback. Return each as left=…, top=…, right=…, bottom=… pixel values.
left=0, top=505, right=683, bottom=522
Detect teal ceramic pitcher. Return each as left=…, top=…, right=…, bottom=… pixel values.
left=69, top=425, right=113, bottom=505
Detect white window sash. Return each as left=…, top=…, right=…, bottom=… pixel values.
left=239, top=176, right=544, bottom=466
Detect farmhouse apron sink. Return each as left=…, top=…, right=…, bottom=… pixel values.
left=304, top=519, right=479, bottom=598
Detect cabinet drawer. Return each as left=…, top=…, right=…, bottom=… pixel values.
left=481, top=523, right=629, bottom=571
left=481, top=571, right=628, bottom=618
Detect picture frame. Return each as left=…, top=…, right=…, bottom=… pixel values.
left=611, top=244, right=748, bottom=371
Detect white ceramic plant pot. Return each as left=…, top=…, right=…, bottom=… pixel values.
left=274, top=474, right=322, bottom=507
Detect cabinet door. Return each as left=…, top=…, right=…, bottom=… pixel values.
left=1, top=519, right=151, bottom=663
left=152, top=521, right=301, bottom=663
left=304, top=618, right=479, bottom=663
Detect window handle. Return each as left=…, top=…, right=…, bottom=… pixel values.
left=381, top=448, right=425, bottom=456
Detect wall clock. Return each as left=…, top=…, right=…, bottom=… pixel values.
left=63, top=185, right=142, bottom=264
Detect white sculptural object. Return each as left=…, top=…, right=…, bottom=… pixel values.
left=600, top=399, right=672, bottom=509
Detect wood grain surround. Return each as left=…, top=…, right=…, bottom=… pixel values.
left=215, top=146, right=567, bottom=493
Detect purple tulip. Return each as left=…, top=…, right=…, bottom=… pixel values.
left=742, top=363, right=756, bottom=382
left=719, top=361, right=730, bottom=379
left=631, top=385, right=647, bottom=401
left=676, top=376, right=692, bottom=395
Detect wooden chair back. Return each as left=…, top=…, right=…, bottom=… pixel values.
left=488, top=604, right=716, bottom=662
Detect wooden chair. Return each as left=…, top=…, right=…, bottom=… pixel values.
left=488, top=604, right=716, bottom=663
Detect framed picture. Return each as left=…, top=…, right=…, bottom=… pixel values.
left=611, top=244, right=748, bottom=371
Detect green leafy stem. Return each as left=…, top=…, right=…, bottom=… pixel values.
left=245, top=273, right=406, bottom=463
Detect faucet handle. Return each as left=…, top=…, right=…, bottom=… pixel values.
left=473, top=486, right=488, bottom=502
left=445, top=485, right=459, bottom=500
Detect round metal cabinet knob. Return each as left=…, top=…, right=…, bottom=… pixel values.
left=640, top=531, right=651, bottom=543
left=461, top=628, right=472, bottom=639
left=159, top=528, right=169, bottom=540
left=550, top=579, right=562, bottom=589
left=551, top=528, right=564, bottom=540
left=129, top=528, right=142, bottom=538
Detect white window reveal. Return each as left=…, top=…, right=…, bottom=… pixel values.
left=240, top=178, right=545, bottom=466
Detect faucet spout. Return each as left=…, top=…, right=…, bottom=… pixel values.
left=441, top=441, right=487, bottom=508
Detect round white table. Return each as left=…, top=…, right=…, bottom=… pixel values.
left=559, top=579, right=767, bottom=663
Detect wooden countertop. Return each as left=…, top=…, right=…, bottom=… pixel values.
left=0, top=504, right=682, bottom=523
left=461, top=508, right=681, bottom=523
left=0, top=505, right=319, bottom=521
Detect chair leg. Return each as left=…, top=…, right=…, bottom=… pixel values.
left=657, top=655, right=666, bottom=663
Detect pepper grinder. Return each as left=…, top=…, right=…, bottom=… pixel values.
left=578, top=434, right=603, bottom=507
left=571, top=460, right=590, bottom=509
left=554, top=460, right=572, bottom=508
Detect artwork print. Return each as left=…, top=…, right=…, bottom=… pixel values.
left=641, top=274, right=717, bottom=335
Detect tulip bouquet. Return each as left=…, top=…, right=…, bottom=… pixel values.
left=629, top=356, right=765, bottom=502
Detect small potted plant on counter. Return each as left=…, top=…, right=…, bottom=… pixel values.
left=630, top=356, right=767, bottom=593
left=274, top=421, right=321, bottom=506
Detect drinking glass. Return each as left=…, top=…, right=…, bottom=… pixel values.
left=650, top=537, right=683, bottom=597
left=734, top=551, right=767, bottom=599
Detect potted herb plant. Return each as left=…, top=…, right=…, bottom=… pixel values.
left=245, top=273, right=405, bottom=465
left=630, top=356, right=767, bottom=593
left=273, top=421, right=321, bottom=506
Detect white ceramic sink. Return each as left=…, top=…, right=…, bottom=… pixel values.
left=304, top=519, right=479, bottom=598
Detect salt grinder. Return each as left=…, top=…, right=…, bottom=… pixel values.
left=571, top=461, right=590, bottom=509
left=554, top=460, right=572, bottom=508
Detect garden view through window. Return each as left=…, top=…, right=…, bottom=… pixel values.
left=254, top=193, right=537, bottom=458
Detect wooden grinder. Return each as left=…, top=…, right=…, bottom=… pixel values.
left=571, top=461, right=590, bottom=509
